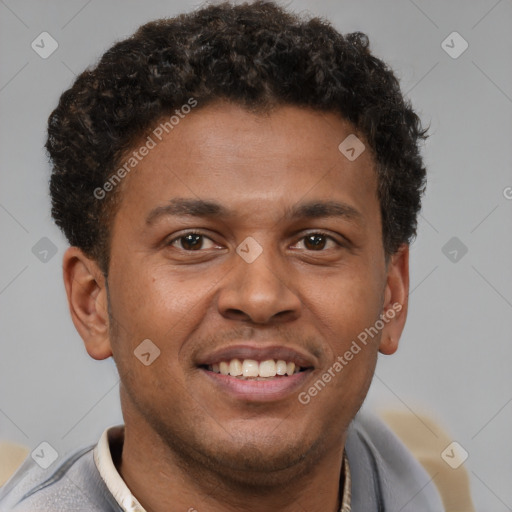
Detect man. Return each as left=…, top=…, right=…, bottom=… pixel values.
left=0, top=1, right=444, bottom=510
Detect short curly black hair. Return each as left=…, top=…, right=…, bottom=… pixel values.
left=47, top=0, right=427, bottom=275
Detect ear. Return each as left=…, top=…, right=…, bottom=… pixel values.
left=379, top=244, right=409, bottom=355
left=62, top=246, right=112, bottom=360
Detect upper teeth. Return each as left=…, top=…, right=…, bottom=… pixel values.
left=210, top=359, right=299, bottom=377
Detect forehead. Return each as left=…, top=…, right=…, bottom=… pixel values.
left=113, top=102, right=379, bottom=228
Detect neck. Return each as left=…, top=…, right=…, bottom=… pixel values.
left=117, top=419, right=346, bottom=512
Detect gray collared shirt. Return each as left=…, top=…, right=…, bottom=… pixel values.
left=0, top=411, right=444, bottom=511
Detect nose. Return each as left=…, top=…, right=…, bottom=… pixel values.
left=217, top=248, right=301, bottom=325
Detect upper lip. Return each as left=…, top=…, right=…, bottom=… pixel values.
left=196, top=344, right=317, bottom=369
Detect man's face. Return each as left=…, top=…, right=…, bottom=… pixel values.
left=104, top=102, right=398, bottom=481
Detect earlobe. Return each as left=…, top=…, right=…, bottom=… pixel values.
left=378, top=244, right=409, bottom=355
left=62, top=247, right=113, bottom=360
left=379, top=334, right=399, bottom=355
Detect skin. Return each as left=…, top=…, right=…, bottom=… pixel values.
left=63, top=102, right=409, bottom=512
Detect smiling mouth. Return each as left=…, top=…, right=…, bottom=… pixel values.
left=201, top=358, right=311, bottom=380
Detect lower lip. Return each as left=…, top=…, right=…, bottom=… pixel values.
left=200, top=368, right=312, bottom=402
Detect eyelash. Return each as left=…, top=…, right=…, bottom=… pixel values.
left=167, top=231, right=343, bottom=251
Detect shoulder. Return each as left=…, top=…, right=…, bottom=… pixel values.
left=346, top=410, right=445, bottom=511
left=0, top=444, right=120, bottom=512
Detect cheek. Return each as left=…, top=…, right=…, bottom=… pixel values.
left=142, top=265, right=216, bottom=322
left=301, top=266, right=384, bottom=345
left=111, top=260, right=181, bottom=318
left=312, top=268, right=383, bottom=403
left=108, top=261, right=214, bottom=356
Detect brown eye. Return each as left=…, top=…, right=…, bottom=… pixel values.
left=168, top=232, right=218, bottom=251
left=304, top=234, right=327, bottom=250
left=290, top=232, right=341, bottom=252
left=179, top=233, right=203, bottom=250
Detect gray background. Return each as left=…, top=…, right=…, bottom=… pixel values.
left=1, top=0, right=511, bottom=510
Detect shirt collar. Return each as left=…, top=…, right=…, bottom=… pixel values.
left=94, top=425, right=351, bottom=512
left=93, top=426, right=146, bottom=512
left=340, top=450, right=352, bottom=511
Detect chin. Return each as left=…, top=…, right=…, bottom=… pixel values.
left=176, top=423, right=326, bottom=489
left=197, top=443, right=313, bottom=489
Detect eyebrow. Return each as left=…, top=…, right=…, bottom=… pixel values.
left=145, top=198, right=364, bottom=226
left=146, top=198, right=230, bottom=225
left=284, top=200, right=363, bottom=225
